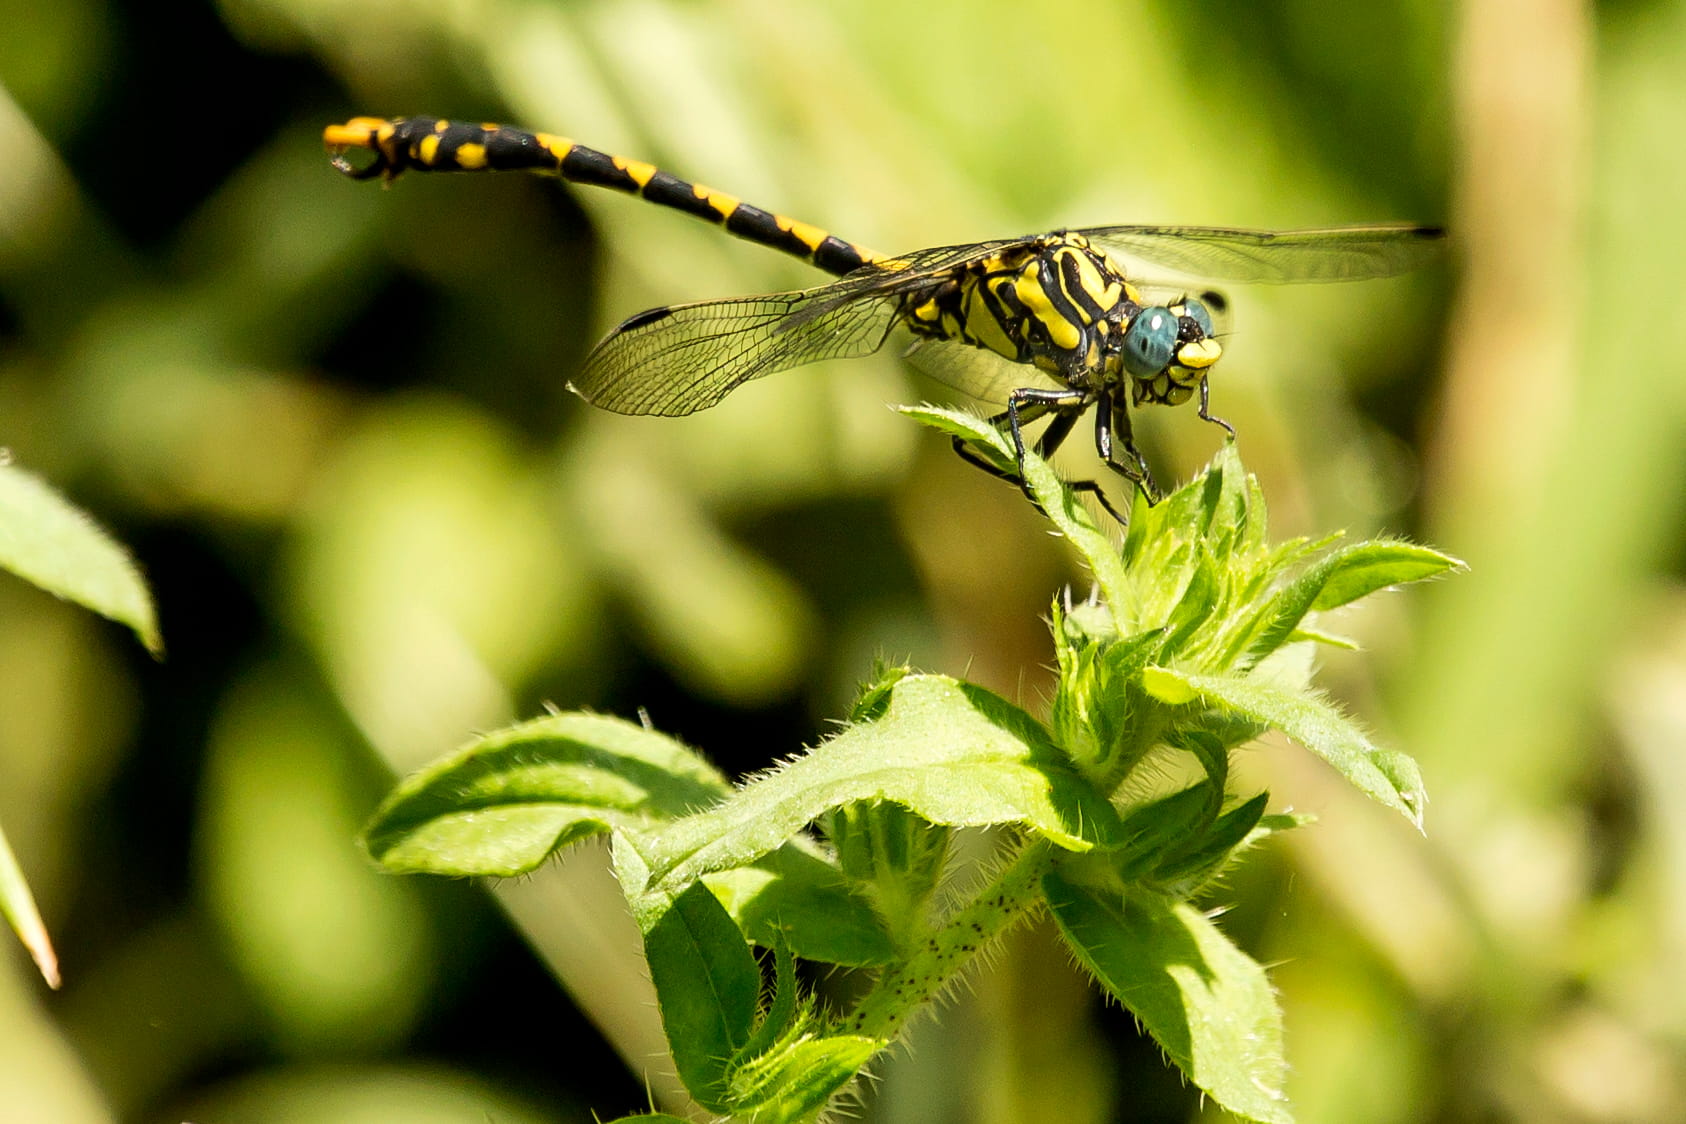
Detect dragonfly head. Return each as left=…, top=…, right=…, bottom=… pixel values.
left=1117, top=292, right=1226, bottom=406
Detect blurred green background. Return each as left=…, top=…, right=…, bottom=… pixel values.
left=3, top=0, right=1685, bottom=1120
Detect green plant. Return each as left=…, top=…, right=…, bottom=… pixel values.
left=360, top=412, right=1460, bottom=1124
left=0, top=459, right=162, bottom=989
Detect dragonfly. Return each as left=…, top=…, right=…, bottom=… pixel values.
left=324, top=116, right=1443, bottom=517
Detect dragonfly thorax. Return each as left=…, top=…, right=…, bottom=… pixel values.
left=899, top=232, right=1224, bottom=407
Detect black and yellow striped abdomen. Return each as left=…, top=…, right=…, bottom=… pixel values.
left=323, top=116, right=883, bottom=278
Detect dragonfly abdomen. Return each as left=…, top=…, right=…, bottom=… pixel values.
left=323, top=116, right=882, bottom=277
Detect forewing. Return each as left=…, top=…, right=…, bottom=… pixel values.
left=1080, top=224, right=1445, bottom=284
left=570, top=287, right=903, bottom=416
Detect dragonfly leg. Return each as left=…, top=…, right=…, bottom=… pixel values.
left=1030, top=410, right=1129, bottom=523
left=949, top=395, right=1053, bottom=488
left=1095, top=393, right=1162, bottom=505
left=950, top=389, right=1120, bottom=519
left=1197, top=377, right=1236, bottom=439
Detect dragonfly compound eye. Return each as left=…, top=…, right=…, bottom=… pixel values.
left=1180, top=298, right=1215, bottom=339
left=1122, top=307, right=1180, bottom=377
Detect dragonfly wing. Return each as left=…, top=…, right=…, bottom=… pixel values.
left=1080, top=224, right=1445, bottom=284
left=901, top=336, right=1065, bottom=406
left=772, top=239, right=1020, bottom=330
left=571, top=287, right=904, bottom=416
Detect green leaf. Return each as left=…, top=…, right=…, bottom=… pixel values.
left=1255, top=811, right=1313, bottom=837
left=1045, top=874, right=1291, bottom=1124
left=1234, top=471, right=1271, bottom=557
left=898, top=406, right=1130, bottom=611
left=1243, top=540, right=1463, bottom=663
left=0, top=820, right=59, bottom=988
left=1199, top=441, right=1252, bottom=544
left=1140, top=665, right=1200, bottom=705
left=850, top=663, right=913, bottom=722
left=634, top=878, right=883, bottom=1120
left=601, top=1115, right=693, bottom=1123
left=734, top=936, right=801, bottom=1066
left=703, top=845, right=898, bottom=967
left=642, top=879, right=762, bottom=1110
left=1151, top=791, right=1271, bottom=889
left=0, top=462, right=162, bottom=656
left=632, top=674, right=1122, bottom=894
left=1288, top=625, right=1360, bottom=650
left=1113, top=784, right=1220, bottom=880
left=728, top=1034, right=881, bottom=1123
left=362, top=713, right=730, bottom=875
left=1052, top=619, right=1164, bottom=773
left=1142, top=667, right=1425, bottom=827
left=1160, top=547, right=1220, bottom=655
left=1309, top=540, right=1465, bottom=610
left=826, top=801, right=951, bottom=945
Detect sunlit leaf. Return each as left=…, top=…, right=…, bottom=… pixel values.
left=726, top=1032, right=881, bottom=1123
left=1046, top=874, right=1290, bottom=1124
left=1142, top=667, right=1424, bottom=827
left=363, top=714, right=730, bottom=876
left=703, top=845, right=897, bottom=966
left=0, top=462, right=161, bottom=656
left=1245, top=540, right=1463, bottom=661
left=1309, top=540, right=1464, bottom=611
left=630, top=674, right=1121, bottom=894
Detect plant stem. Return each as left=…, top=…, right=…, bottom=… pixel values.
left=839, top=838, right=1054, bottom=1040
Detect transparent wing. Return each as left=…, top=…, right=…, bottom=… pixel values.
left=571, top=287, right=908, bottom=415
left=570, top=241, right=1023, bottom=416
left=901, top=336, right=1065, bottom=406
left=1078, top=224, right=1445, bottom=284
left=772, top=239, right=1022, bottom=329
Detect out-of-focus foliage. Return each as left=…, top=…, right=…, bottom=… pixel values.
left=0, top=0, right=1682, bottom=1121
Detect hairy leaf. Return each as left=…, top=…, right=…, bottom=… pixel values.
left=1142, top=667, right=1425, bottom=827
left=631, top=674, right=1120, bottom=895
left=363, top=714, right=730, bottom=875
left=1046, top=873, right=1290, bottom=1124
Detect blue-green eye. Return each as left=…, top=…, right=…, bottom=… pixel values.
left=1182, top=298, right=1214, bottom=338
left=1122, top=307, right=1178, bottom=377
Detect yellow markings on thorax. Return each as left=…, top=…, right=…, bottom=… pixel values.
left=417, top=132, right=442, bottom=165
left=453, top=142, right=488, bottom=170
left=961, top=281, right=1019, bottom=358
left=1061, top=248, right=1122, bottom=321
left=909, top=299, right=943, bottom=326
left=1013, top=261, right=1081, bottom=352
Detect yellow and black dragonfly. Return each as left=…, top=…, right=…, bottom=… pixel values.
left=324, top=116, right=1442, bottom=516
